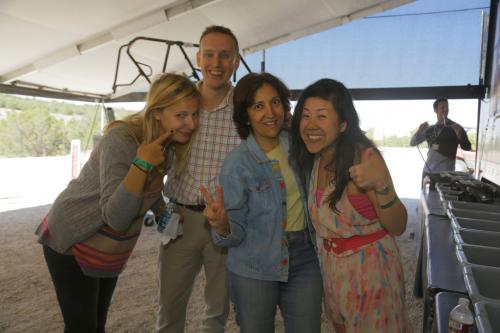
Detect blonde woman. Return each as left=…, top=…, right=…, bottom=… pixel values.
left=35, top=73, right=200, bottom=333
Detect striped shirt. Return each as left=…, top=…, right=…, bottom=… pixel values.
left=164, top=86, right=241, bottom=205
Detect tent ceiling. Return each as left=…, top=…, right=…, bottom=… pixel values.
left=0, top=0, right=412, bottom=101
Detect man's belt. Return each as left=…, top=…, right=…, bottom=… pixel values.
left=177, top=203, right=206, bottom=212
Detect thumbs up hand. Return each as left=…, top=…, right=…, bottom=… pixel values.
left=348, top=147, right=389, bottom=191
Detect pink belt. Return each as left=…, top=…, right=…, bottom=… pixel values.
left=323, top=229, right=388, bottom=254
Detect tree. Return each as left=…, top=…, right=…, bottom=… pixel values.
left=0, top=93, right=108, bottom=157
left=66, top=111, right=101, bottom=150
left=0, top=108, right=68, bottom=156
left=366, top=127, right=375, bottom=141
left=467, top=130, right=477, bottom=150
left=381, top=134, right=412, bottom=147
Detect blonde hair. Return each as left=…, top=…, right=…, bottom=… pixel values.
left=107, top=73, right=200, bottom=175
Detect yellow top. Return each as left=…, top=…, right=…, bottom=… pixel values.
left=266, top=142, right=305, bottom=231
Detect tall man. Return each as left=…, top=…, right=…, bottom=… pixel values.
left=410, top=97, right=472, bottom=186
left=156, top=26, right=241, bottom=333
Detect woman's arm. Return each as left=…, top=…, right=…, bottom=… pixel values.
left=123, top=131, right=172, bottom=195
left=99, top=129, right=171, bottom=231
left=349, top=148, right=407, bottom=235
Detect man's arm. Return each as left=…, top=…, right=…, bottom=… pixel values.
left=410, top=122, right=429, bottom=146
left=458, top=127, right=472, bottom=151
left=451, top=123, right=472, bottom=151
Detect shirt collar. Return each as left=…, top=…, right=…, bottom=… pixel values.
left=245, top=131, right=290, bottom=164
left=197, top=81, right=234, bottom=112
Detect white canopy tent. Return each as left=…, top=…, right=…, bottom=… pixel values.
left=0, top=0, right=412, bottom=102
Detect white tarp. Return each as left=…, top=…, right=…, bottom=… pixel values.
left=0, top=0, right=412, bottom=100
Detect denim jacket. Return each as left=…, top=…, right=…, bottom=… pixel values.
left=212, top=131, right=315, bottom=282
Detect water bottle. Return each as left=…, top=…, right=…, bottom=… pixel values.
left=448, top=297, right=474, bottom=333
left=157, top=204, right=173, bottom=233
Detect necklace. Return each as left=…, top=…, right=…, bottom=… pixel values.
left=431, top=120, right=448, bottom=143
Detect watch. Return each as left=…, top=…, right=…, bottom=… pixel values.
left=375, top=183, right=390, bottom=195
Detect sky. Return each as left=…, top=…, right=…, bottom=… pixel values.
left=236, top=0, right=490, bottom=89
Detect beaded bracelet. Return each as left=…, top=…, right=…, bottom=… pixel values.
left=379, top=195, right=398, bottom=209
left=133, top=157, right=153, bottom=172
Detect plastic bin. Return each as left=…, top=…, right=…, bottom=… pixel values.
left=448, top=208, right=500, bottom=221
left=474, top=301, right=500, bottom=333
left=454, top=229, right=500, bottom=248
left=448, top=201, right=500, bottom=213
left=451, top=217, right=500, bottom=233
left=463, top=264, right=500, bottom=304
left=456, top=244, right=500, bottom=268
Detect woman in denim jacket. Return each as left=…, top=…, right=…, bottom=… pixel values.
left=201, top=73, right=322, bottom=333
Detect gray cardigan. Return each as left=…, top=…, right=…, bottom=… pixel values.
left=38, top=125, right=144, bottom=253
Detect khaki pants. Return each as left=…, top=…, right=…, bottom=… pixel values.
left=155, top=207, right=229, bottom=333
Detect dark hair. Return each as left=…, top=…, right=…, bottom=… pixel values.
left=233, top=73, right=291, bottom=139
left=290, top=78, right=377, bottom=212
left=433, top=97, right=448, bottom=110
left=199, top=25, right=239, bottom=54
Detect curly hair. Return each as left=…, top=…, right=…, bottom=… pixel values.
left=232, top=72, right=290, bottom=139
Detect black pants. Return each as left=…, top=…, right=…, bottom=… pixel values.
left=43, top=245, right=118, bottom=333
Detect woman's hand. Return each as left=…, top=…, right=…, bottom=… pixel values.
left=136, top=130, right=173, bottom=166
left=348, top=148, right=389, bottom=192
left=200, top=185, right=230, bottom=237
left=124, top=131, right=173, bottom=195
left=349, top=147, right=407, bottom=235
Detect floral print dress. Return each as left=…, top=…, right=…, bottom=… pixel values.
left=308, top=159, right=411, bottom=332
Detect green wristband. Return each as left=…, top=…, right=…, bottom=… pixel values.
left=379, top=195, right=398, bottom=209
left=133, top=157, right=153, bottom=171
left=132, top=163, right=147, bottom=173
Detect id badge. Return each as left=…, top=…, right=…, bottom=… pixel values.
left=431, top=143, right=439, bottom=151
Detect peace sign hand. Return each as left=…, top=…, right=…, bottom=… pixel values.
left=136, top=130, right=173, bottom=167
left=200, top=185, right=230, bottom=237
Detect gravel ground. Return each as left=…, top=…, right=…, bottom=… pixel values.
left=0, top=198, right=422, bottom=332
left=0, top=148, right=424, bottom=332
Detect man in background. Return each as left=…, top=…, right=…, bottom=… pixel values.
left=410, top=97, right=472, bottom=186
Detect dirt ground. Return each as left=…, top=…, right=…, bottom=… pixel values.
left=0, top=198, right=423, bottom=332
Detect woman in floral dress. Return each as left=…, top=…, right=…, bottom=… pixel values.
left=290, top=78, right=411, bottom=333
